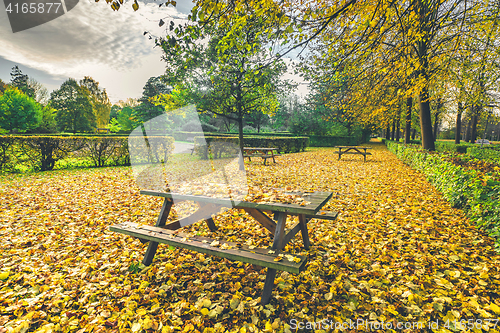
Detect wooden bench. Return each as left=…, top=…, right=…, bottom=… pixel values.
left=110, top=191, right=336, bottom=304
left=111, top=222, right=308, bottom=274
left=334, top=146, right=372, bottom=162
left=243, top=147, right=280, bottom=165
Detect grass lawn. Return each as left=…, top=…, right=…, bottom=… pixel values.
left=1, top=143, right=499, bottom=332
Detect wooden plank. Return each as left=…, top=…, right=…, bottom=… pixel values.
left=243, top=208, right=276, bottom=234
left=110, top=222, right=307, bottom=273
left=261, top=269, right=278, bottom=305
left=162, top=203, right=224, bottom=230
left=205, top=217, right=217, bottom=232
left=143, top=198, right=173, bottom=265
left=298, top=214, right=310, bottom=250
left=305, top=211, right=338, bottom=221
left=140, top=190, right=333, bottom=215
left=260, top=212, right=287, bottom=305
left=282, top=221, right=301, bottom=246
left=340, top=152, right=372, bottom=155
left=272, top=212, right=287, bottom=251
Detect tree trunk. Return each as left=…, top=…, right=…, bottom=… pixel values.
left=385, top=123, right=391, bottom=140
left=455, top=102, right=462, bottom=144
left=390, top=118, right=396, bottom=141
left=405, top=97, right=412, bottom=144
left=418, top=86, right=435, bottom=150
left=465, top=107, right=472, bottom=142
left=415, top=1, right=435, bottom=151
left=395, top=108, right=401, bottom=141
left=471, top=111, right=479, bottom=143
left=433, top=98, right=443, bottom=142
left=412, top=128, right=416, bottom=140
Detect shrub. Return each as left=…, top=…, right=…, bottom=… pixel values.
left=384, top=140, right=500, bottom=250
left=194, top=136, right=309, bottom=159
left=308, top=136, right=360, bottom=147
left=0, top=135, right=174, bottom=173
left=181, top=120, right=219, bottom=133
left=243, top=126, right=257, bottom=133
left=467, top=147, right=500, bottom=164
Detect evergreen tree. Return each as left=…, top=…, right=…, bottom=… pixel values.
left=10, top=66, right=35, bottom=98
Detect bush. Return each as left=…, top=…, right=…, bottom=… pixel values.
left=467, top=147, right=500, bottom=163
left=259, top=126, right=274, bottom=133
left=194, top=136, right=309, bottom=159
left=0, top=135, right=174, bottom=173
left=243, top=126, right=257, bottom=133
left=308, top=136, right=360, bottom=147
left=181, top=120, right=219, bottom=133
left=384, top=140, right=500, bottom=250
left=435, top=141, right=472, bottom=153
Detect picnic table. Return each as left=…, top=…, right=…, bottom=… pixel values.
left=334, top=146, right=372, bottom=162
left=110, top=190, right=337, bottom=304
left=243, top=147, right=280, bottom=165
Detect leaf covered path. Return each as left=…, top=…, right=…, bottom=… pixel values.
left=1, top=142, right=500, bottom=332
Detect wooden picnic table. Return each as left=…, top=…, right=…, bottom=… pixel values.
left=243, top=147, right=280, bottom=165
left=334, top=146, right=373, bottom=162
left=110, top=190, right=337, bottom=304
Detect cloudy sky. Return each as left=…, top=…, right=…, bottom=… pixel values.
left=0, top=0, right=307, bottom=103
left=0, top=0, right=194, bottom=103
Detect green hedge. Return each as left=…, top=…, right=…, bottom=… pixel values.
left=193, top=136, right=309, bottom=159
left=172, top=131, right=295, bottom=141
left=308, top=136, right=360, bottom=147
left=384, top=140, right=500, bottom=250
left=435, top=141, right=472, bottom=153
left=0, top=135, right=174, bottom=173
left=466, top=146, right=500, bottom=163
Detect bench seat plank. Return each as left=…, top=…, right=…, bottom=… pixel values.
left=110, top=222, right=307, bottom=274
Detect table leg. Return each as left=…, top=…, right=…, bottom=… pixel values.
left=298, top=214, right=310, bottom=250
left=205, top=217, right=217, bottom=232
left=261, top=212, right=287, bottom=305
left=143, top=198, right=173, bottom=266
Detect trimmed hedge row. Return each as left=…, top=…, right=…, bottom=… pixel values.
left=435, top=141, right=472, bottom=153
left=193, top=136, right=309, bottom=159
left=308, top=135, right=360, bottom=147
left=0, top=135, right=174, bottom=173
left=384, top=139, right=500, bottom=250
left=172, top=131, right=295, bottom=141
left=175, top=131, right=360, bottom=147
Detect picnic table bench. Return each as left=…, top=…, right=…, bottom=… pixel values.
left=243, top=147, right=280, bottom=165
left=110, top=190, right=337, bottom=304
left=334, top=146, right=372, bottom=162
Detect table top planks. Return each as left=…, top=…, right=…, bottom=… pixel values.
left=140, top=190, right=333, bottom=215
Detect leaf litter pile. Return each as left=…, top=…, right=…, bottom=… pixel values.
left=2, top=143, right=500, bottom=333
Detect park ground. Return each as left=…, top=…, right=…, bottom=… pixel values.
left=1, top=141, right=500, bottom=333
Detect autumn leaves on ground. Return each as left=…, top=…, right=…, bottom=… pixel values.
left=1, top=142, right=500, bottom=333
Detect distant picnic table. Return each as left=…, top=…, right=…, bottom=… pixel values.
left=243, top=147, right=280, bottom=165
left=334, top=146, right=372, bottom=162
left=110, top=190, right=337, bottom=304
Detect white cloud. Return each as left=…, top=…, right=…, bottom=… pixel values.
left=0, top=0, right=187, bottom=102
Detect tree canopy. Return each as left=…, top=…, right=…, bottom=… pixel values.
left=50, top=78, right=96, bottom=134
left=0, top=88, right=41, bottom=133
